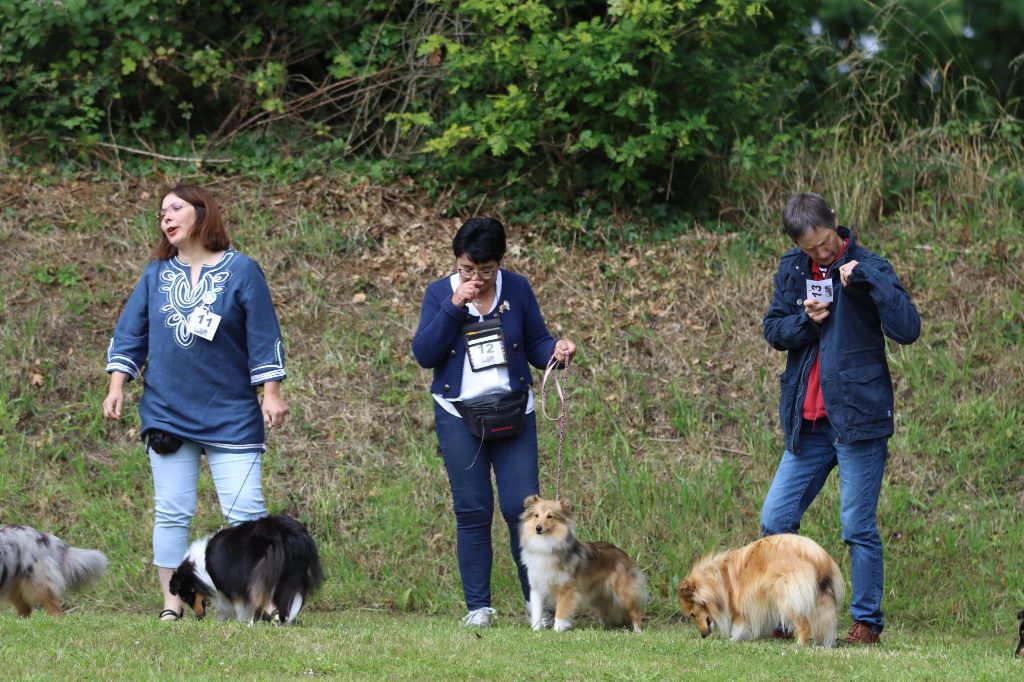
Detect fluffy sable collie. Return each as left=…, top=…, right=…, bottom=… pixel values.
left=169, top=515, right=323, bottom=624
left=0, top=524, right=108, bottom=617
left=678, top=534, right=844, bottom=647
left=519, top=495, right=647, bottom=632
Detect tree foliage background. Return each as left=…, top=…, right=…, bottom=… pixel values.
left=1, top=0, right=1022, bottom=205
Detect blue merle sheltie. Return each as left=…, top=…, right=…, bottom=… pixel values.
left=0, top=524, right=108, bottom=617
left=169, top=515, right=323, bottom=624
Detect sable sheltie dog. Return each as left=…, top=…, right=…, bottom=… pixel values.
left=518, top=495, right=647, bottom=632
left=678, top=534, right=844, bottom=647
left=169, top=515, right=323, bottom=624
left=0, top=524, right=108, bottom=617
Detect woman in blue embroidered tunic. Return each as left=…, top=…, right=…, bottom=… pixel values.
left=102, top=184, right=287, bottom=621
left=412, top=217, right=577, bottom=628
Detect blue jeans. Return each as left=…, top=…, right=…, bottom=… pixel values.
left=434, top=403, right=540, bottom=611
left=760, top=419, right=888, bottom=632
left=149, top=439, right=266, bottom=568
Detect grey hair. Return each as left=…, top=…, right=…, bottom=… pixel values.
left=782, top=192, right=835, bottom=242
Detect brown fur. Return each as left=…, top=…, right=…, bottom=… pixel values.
left=519, top=495, right=647, bottom=632
left=678, top=534, right=844, bottom=647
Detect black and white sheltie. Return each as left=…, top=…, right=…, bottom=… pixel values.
left=0, top=524, right=107, bottom=617
left=169, top=515, right=323, bottom=624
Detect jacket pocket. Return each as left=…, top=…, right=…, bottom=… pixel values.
left=778, top=373, right=800, bottom=434
left=838, top=363, right=893, bottom=425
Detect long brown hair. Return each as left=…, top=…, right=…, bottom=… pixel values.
left=151, top=184, right=230, bottom=260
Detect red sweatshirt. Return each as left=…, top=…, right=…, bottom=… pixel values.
left=801, top=238, right=849, bottom=422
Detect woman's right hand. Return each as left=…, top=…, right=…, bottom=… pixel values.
left=451, top=279, right=483, bottom=307
left=103, top=372, right=128, bottom=419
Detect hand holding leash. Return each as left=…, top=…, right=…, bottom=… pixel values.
left=553, top=339, right=577, bottom=363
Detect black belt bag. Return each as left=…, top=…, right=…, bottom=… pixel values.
left=143, top=429, right=184, bottom=455
left=453, top=391, right=528, bottom=441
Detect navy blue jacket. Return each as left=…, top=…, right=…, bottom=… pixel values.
left=412, top=270, right=558, bottom=398
left=763, top=227, right=920, bottom=452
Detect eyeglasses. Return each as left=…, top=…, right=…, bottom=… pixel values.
left=157, top=201, right=188, bottom=219
left=458, top=267, right=497, bottom=280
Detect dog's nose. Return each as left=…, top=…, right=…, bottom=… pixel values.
left=535, top=525, right=543, bottom=534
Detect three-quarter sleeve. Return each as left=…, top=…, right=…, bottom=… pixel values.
left=242, top=262, right=286, bottom=385
left=106, top=270, right=151, bottom=379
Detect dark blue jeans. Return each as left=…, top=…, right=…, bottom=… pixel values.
left=434, top=402, right=539, bottom=611
left=760, top=418, right=888, bottom=632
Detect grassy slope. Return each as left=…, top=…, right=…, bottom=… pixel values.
left=0, top=153, right=1021, bottom=659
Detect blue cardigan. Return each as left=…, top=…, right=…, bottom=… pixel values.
left=763, top=227, right=920, bottom=452
left=106, top=250, right=286, bottom=450
left=412, top=270, right=558, bottom=399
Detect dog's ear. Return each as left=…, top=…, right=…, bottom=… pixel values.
left=678, top=580, right=696, bottom=601
left=557, top=498, right=572, bottom=515
left=523, top=495, right=540, bottom=509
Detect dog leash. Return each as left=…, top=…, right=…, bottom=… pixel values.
left=222, top=449, right=262, bottom=527
left=540, top=352, right=571, bottom=501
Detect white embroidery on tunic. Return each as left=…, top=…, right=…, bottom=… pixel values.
left=160, top=260, right=233, bottom=349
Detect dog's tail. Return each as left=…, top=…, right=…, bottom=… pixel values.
left=811, top=560, right=844, bottom=647
left=279, top=517, right=324, bottom=592
left=251, top=539, right=288, bottom=611
left=60, top=546, right=108, bottom=593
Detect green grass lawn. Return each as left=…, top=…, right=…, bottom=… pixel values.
left=1, top=168, right=1022, bottom=678
left=0, top=610, right=1017, bottom=680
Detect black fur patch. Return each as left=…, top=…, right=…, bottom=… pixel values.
left=819, top=575, right=835, bottom=602
left=0, top=563, right=7, bottom=590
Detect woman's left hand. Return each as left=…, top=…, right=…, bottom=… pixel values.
left=261, top=381, right=288, bottom=429
left=554, top=339, right=577, bottom=363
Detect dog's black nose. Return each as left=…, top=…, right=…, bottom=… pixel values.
left=535, top=525, right=543, bottom=534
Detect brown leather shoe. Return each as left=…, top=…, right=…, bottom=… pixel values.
left=842, top=621, right=880, bottom=645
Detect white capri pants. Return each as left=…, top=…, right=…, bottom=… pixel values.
left=149, top=439, right=266, bottom=568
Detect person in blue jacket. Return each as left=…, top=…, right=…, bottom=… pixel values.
left=102, top=184, right=288, bottom=621
left=412, top=217, right=576, bottom=628
left=760, top=192, right=920, bottom=645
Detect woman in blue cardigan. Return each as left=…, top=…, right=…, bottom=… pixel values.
left=102, top=184, right=287, bottom=621
left=412, top=217, right=576, bottom=627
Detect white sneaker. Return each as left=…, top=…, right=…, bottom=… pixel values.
left=462, top=607, right=497, bottom=628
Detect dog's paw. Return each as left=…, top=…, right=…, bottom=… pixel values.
left=532, top=621, right=546, bottom=631
left=553, top=619, right=572, bottom=632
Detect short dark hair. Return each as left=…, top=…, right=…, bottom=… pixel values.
left=782, top=192, right=835, bottom=242
left=152, top=184, right=230, bottom=260
left=452, top=217, right=506, bottom=263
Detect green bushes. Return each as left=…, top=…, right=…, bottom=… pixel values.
left=2, top=1, right=1023, bottom=205
left=420, top=0, right=813, bottom=201
left=0, top=0, right=413, bottom=149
